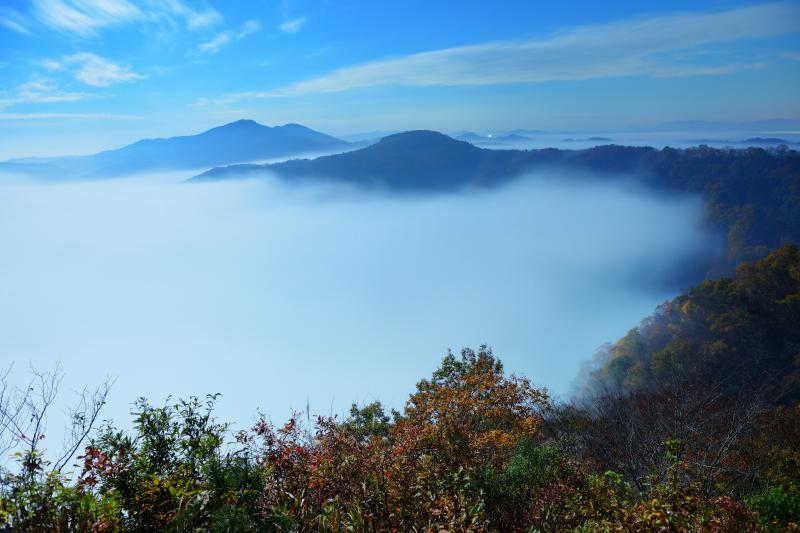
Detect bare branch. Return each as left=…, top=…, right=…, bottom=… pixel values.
left=0, top=362, right=114, bottom=477
left=52, top=376, right=116, bottom=472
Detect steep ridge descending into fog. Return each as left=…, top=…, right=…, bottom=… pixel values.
left=578, top=244, right=800, bottom=404
left=0, top=120, right=350, bottom=180
left=193, top=130, right=800, bottom=276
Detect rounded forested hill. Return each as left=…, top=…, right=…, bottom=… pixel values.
left=267, top=130, right=532, bottom=190
left=583, top=243, right=800, bottom=404
left=194, top=133, right=800, bottom=276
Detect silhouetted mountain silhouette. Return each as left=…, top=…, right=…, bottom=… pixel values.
left=1, top=120, right=349, bottom=179
left=192, top=132, right=800, bottom=278
left=194, top=130, right=533, bottom=189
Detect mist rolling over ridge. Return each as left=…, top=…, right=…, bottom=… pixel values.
left=0, top=170, right=716, bottom=427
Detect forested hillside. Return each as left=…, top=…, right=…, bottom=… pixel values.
left=565, top=145, right=800, bottom=273
left=582, top=243, right=800, bottom=402
left=1, top=246, right=798, bottom=531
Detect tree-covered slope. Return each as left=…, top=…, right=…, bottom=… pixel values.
left=194, top=130, right=530, bottom=190
left=577, top=145, right=800, bottom=270
left=582, top=244, right=800, bottom=404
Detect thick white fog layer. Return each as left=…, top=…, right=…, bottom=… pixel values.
left=0, top=172, right=717, bottom=429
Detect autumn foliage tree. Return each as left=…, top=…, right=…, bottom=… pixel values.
left=241, top=346, right=551, bottom=531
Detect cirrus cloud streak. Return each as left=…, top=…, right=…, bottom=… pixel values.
left=223, top=2, right=800, bottom=101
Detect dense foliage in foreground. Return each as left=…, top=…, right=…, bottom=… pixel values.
left=1, top=246, right=800, bottom=531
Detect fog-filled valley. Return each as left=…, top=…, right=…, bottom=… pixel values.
left=2, top=123, right=799, bottom=529
left=0, top=166, right=717, bottom=429
left=3, top=0, right=800, bottom=527
left=3, top=117, right=799, bottom=531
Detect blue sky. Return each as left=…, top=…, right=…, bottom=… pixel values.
left=1, top=0, right=799, bottom=157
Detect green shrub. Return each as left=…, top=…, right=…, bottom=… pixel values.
left=749, top=485, right=800, bottom=530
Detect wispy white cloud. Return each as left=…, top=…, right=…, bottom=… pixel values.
left=199, top=33, right=231, bottom=54
left=0, top=76, right=89, bottom=107
left=277, top=0, right=305, bottom=34
left=29, top=0, right=221, bottom=36
left=156, top=0, right=221, bottom=30
left=783, top=52, right=800, bottom=62
left=650, top=63, right=767, bottom=78
left=38, top=58, right=67, bottom=72
left=199, top=19, right=261, bottom=54
left=0, top=7, right=32, bottom=35
left=0, top=18, right=29, bottom=34
left=0, top=76, right=89, bottom=108
left=278, top=16, right=306, bottom=34
left=17, top=78, right=86, bottom=103
left=41, top=53, right=145, bottom=87
left=225, top=2, right=800, bottom=100
left=31, top=0, right=143, bottom=36
left=67, top=53, right=145, bottom=87
left=240, top=19, right=260, bottom=36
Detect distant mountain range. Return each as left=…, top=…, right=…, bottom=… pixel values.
left=686, top=137, right=798, bottom=146
left=7, top=118, right=798, bottom=182
left=742, top=137, right=794, bottom=145
left=654, top=118, right=800, bottom=132
left=0, top=121, right=797, bottom=281
left=191, top=129, right=797, bottom=191
left=508, top=129, right=546, bottom=137
left=454, top=132, right=531, bottom=144
left=563, top=137, right=614, bottom=142
left=0, top=119, right=350, bottom=180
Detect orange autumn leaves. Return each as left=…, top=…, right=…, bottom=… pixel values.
left=244, top=346, right=550, bottom=531
left=400, top=347, right=548, bottom=471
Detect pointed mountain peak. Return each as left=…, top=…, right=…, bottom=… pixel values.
left=200, top=119, right=268, bottom=136
left=220, top=118, right=263, bottom=129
